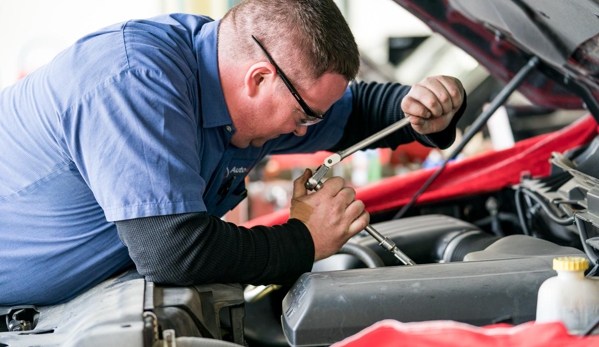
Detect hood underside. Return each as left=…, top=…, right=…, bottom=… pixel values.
left=392, top=0, right=599, bottom=116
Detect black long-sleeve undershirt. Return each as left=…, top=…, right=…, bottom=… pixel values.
left=329, top=81, right=466, bottom=152
left=116, top=213, right=314, bottom=286
left=116, top=81, right=467, bottom=287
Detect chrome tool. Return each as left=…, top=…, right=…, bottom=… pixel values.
left=306, top=117, right=417, bottom=265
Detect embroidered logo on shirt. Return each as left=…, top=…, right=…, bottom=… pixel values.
left=225, top=166, right=249, bottom=178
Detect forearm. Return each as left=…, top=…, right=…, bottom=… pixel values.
left=115, top=212, right=314, bottom=286
left=329, top=81, right=466, bottom=152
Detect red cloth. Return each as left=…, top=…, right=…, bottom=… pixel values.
left=243, top=115, right=598, bottom=228
left=331, top=320, right=599, bottom=347
left=268, top=151, right=334, bottom=170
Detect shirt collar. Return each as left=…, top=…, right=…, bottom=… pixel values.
left=195, top=19, right=234, bottom=129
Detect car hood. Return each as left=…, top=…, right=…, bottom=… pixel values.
left=392, top=0, right=599, bottom=116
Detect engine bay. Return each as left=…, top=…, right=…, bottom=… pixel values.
left=276, top=133, right=599, bottom=346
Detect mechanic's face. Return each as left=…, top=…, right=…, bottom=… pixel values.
left=230, top=72, right=348, bottom=148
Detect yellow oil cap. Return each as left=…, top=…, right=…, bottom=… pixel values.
left=553, top=257, right=589, bottom=271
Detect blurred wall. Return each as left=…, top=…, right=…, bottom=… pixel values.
left=0, top=0, right=433, bottom=90
left=345, top=0, right=431, bottom=67
left=0, top=0, right=230, bottom=90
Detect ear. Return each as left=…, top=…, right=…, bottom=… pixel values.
left=244, top=62, right=276, bottom=98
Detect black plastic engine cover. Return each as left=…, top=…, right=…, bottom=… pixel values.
left=282, top=239, right=583, bottom=346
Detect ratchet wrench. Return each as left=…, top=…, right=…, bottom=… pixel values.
left=305, top=117, right=417, bottom=266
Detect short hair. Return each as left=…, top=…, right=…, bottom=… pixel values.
left=220, top=0, right=360, bottom=86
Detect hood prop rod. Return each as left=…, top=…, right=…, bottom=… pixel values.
left=394, top=55, right=540, bottom=219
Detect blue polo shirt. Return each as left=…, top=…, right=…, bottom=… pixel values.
left=0, top=14, right=352, bottom=305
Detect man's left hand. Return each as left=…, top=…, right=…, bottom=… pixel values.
left=401, top=75, right=464, bottom=134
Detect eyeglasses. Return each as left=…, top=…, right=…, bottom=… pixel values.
left=251, top=35, right=324, bottom=126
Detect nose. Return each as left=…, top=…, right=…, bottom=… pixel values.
left=293, top=125, right=308, bottom=136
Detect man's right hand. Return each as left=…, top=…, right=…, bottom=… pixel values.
left=290, top=169, right=370, bottom=261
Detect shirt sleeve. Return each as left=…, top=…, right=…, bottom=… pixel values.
left=268, top=81, right=466, bottom=155
left=60, top=68, right=206, bottom=221
left=328, top=81, right=466, bottom=152
left=115, top=212, right=315, bottom=286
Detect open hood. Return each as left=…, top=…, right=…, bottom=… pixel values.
left=392, top=0, right=599, bottom=117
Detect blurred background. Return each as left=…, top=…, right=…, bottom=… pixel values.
left=0, top=0, right=585, bottom=224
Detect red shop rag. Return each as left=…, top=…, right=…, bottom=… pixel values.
left=332, top=320, right=599, bottom=347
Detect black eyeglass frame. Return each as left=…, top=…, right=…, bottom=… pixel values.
left=251, top=35, right=324, bottom=125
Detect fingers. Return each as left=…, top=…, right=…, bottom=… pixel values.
left=292, top=169, right=311, bottom=199
left=437, top=76, right=464, bottom=113
left=423, top=77, right=453, bottom=115
left=318, top=176, right=345, bottom=196
left=335, top=186, right=357, bottom=206
left=293, top=174, right=370, bottom=261
left=348, top=209, right=370, bottom=235
left=403, top=83, right=445, bottom=118
left=346, top=199, right=368, bottom=226
left=402, top=76, right=462, bottom=118
left=402, top=75, right=464, bottom=134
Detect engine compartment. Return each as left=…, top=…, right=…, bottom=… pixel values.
left=275, top=135, right=599, bottom=346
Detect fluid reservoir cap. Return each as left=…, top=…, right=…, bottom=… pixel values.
left=553, top=256, right=589, bottom=271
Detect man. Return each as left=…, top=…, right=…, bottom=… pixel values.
left=0, top=0, right=465, bottom=305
